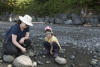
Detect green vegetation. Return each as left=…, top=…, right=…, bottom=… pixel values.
left=0, top=0, right=100, bottom=16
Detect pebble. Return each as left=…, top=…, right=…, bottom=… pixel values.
left=69, top=55, right=75, bottom=60
left=42, top=55, right=46, bottom=58
left=46, top=61, right=51, bottom=64
left=0, top=60, right=3, bottom=63
left=90, top=59, right=98, bottom=65
left=37, top=60, right=44, bottom=65
left=7, top=64, right=12, bottom=67
left=32, top=62, right=37, bottom=67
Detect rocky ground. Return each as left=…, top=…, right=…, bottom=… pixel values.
left=0, top=22, right=100, bottom=67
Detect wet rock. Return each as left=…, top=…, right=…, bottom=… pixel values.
left=32, top=16, right=37, bottom=22
left=72, top=13, right=84, bottom=25
left=55, top=56, right=67, bottom=64
left=13, top=55, right=32, bottom=67
left=54, top=13, right=67, bottom=24
left=3, top=55, right=15, bottom=63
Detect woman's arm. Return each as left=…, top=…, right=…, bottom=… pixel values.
left=19, top=32, right=29, bottom=44
left=50, top=42, right=53, bottom=55
left=12, top=34, right=26, bottom=53
left=24, top=32, right=29, bottom=39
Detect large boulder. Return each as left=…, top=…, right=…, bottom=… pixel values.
left=55, top=56, right=67, bottom=64
left=13, top=55, right=32, bottom=67
left=72, top=13, right=84, bottom=25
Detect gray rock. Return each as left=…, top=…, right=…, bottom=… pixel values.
left=70, top=64, right=75, bottom=67
left=69, top=55, right=75, bottom=60
left=72, top=13, right=84, bottom=25
left=54, top=13, right=67, bottom=20
left=46, top=61, right=51, bottom=64
left=37, top=17, right=44, bottom=22
left=98, top=14, right=100, bottom=21
left=32, top=62, right=37, bottom=67
left=54, top=18, right=64, bottom=24
left=7, top=64, right=12, bottom=67
left=86, top=15, right=99, bottom=26
left=37, top=60, right=44, bottom=65
left=13, top=55, right=32, bottom=67
left=64, top=20, right=72, bottom=25
left=3, top=55, right=15, bottom=63
left=44, top=16, right=50, bottom=23
left=49, top=17, right=55, bottom=24
left=90, top=59, right=98, bottom=65
left=55, top=56, right=67, bottom=64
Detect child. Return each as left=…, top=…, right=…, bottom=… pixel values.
left=43, top=26, right=61, bottom=57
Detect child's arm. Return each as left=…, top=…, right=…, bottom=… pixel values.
left=50, top=42, right=53, bottom=55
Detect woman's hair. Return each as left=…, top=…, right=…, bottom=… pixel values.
left=16, top=20, right=22, bottom=24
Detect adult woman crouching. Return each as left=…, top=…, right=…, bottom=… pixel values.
left=3, top=15, right=33, bottom=56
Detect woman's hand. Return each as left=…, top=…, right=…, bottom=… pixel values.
left=19, top=37, right=25, bottom=44
left=21, top=47, right=27, bottom=53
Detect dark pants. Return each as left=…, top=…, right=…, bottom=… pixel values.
left=43, top=41, right=60, bottom=54
left=3, top=39, right=31, bottom=56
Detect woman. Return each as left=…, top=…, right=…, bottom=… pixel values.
left=44, top=26, right=61, bottom=57
left=3, top=15, right=33, bottom=56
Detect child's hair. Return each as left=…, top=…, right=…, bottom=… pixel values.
left=45, top=29, right=52, bottom=33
